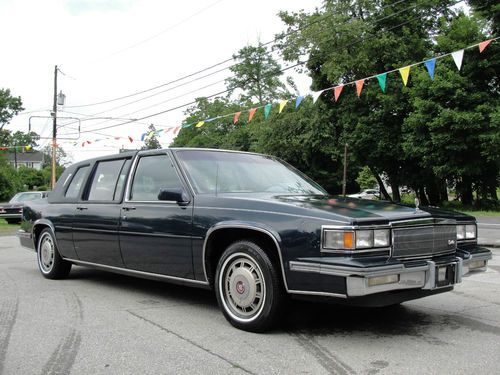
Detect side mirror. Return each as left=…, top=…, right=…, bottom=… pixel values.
left=158, top=187, right=190, bottom=206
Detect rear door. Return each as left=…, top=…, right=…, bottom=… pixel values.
left=72, top=157, right=131, bottom=266
left=119, top=151, right=194, bottom=278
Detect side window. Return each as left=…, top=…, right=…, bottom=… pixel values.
left=65, top=166, right=89, bottom=199
left=130, top=154, right=182, bottom=201
left=87, top=159, right=127, bottom=201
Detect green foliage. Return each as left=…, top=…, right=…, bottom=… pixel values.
left=0, top=156, right=22, bottom=201
left=0, top=88, right=24, bottom=130
left=356, top=166, right=377, bottom=189
left=16, top=166, right=45, bottom=190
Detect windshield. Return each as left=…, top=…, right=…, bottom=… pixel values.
left=175, top=150, right=327, bottom=195
left=10, top=192, right=42, bottom=203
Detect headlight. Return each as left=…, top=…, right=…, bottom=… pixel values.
left=323, top=228, right=390, bottom=250
left=323, top=230, right=354, bottom=249
left=457, top=224, right=476, bottom=240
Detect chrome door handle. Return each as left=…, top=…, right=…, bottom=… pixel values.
left=76, top=206, right=88, bottom=210
left=122, top=206, right=136, bottom=211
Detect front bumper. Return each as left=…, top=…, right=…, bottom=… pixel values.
left=289, top=248, right=492, bottom=298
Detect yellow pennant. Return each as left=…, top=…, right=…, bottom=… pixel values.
left=278, top=100, right=288, bottom=114
left=25, top=145, right=32, bottom=151
left=195, top=121, right=205, bottom=128
left=399, top=66, right=411, bottom=86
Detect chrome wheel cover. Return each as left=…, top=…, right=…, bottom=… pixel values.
left=39, top=233, right=55, bottom=273
left=220, top=252, right=266, bottom=322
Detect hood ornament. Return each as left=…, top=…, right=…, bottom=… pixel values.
left=414, top=197, right=420, bottom=213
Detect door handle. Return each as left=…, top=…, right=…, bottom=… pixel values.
left=76, top=206, right=88, bottom=211
left=122, top=206, right=136, bottom=211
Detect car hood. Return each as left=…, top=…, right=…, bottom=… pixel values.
left=212, top=193, right=473, bottom=224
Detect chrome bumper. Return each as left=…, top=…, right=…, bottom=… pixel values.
left=289, top=251, right=492, bottom=297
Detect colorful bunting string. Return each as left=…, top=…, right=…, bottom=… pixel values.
left=74, top=37, right=498, bottom=147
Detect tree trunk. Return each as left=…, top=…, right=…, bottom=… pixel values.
left=391, top=182, right=401, bottom=202
left=439, top=179, right=448, bottom=203
left=426, top=179, right=441, bottom=206
left=370, top=167, right=391, bottom=201
left=490, top=185, right=498, bottom=201
left=418, top=186, right=430, bottom=206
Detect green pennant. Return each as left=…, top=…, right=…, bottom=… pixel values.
left=264, top=103, right=272, bottom=119
left=377, top=73, right=387, bottom=92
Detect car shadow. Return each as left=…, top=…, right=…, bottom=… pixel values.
left=65, top=267, right=490, bottom=338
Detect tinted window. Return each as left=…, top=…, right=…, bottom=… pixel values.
left=10, top=192, right=42, bottom=203
left=88, top=159, right=127, bottom=201
left=130, top=154, right=182, bottom=201
left=65, top=166, right=89, bottom=199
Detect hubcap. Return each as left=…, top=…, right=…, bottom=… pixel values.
left=223, top=254, right=265, bottom=319
left=39, top=235, right=55, bottom=272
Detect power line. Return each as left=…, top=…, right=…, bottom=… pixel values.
left=72, top=1, right=449, bottom=136
left=64, top=0, right=414, bottom=110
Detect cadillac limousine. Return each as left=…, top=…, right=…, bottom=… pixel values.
left=18, top=148, right=492, bottom=332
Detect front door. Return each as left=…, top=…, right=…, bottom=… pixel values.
left=119, top=152, right=194, bottom=279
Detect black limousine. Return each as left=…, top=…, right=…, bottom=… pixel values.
left=18, top=148, right=491, bottom=332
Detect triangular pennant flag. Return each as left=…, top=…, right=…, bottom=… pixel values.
left=295, top=96, right=304, bottom=108
left=128, top=136, right=133, bottom=143
left=312, top=90, right=323, bottom=104
left=248, top=108, right=257, bottom=123
left=195, top=121, right=205, bottom=128
left=81, top=142, right=85, bottom=147
left=86, top=141, right=92, bottom=145
left=264, top=103, right=272, bottom=119
left=452, top=50, right=464, bottom=70
left=399, top=66, right=411, bottom=86
left=479, top=40, right=492, bottom=53
left=355, top=79, right=365, bottom=97
left=233, top=111, right=242, bottom=124
left=173, top=126, right=180, bottom=135
left=279, top=100, right=288, bottom=114
left=25, top=145, right=31, bottom=151
left=424, top=58, right=436, bottom=80
left=333, top=85, right=344, bottom=102
left=181, top=123, right=191, bottom=128
left=164, top=128, right=172, bottom=133
left=376, top=73, right=387, bottom=92
left=140, top=133, right=146, bottom=141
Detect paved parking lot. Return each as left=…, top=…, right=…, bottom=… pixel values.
left=1, top=236, right=499, bottom=374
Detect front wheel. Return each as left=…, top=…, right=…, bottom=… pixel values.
left=215, top=240, right=285, bottom=332
left=37, top=228, right=72, bottom=279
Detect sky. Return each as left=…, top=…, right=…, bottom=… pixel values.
left=0, top=0, right=321, bottom=163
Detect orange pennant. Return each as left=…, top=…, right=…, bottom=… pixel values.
left=233, top=111, right=242, bottom=124
left=479, top=39, right=492, bottom=53
left=248, top=108, right=257, bottom=123
left=333, top=85, right=344, bottom=102
left=355, top=79, right=365, bottom=97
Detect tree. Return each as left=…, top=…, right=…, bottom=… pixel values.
left=226, top=44, right=290, bottom=106
left=17, top=166, right=45, bottom=190
left=0, top=88, right=23, bottom=131
left=41, top=144, right=68, bottom=168
left=142, top=124, right=162, bottom=150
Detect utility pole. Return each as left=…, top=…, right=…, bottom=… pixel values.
left=51, top=65, right=58, bottom=189
left=342, top=143, right=348, bottom=197
left=14, top=143, right=17, bottom=170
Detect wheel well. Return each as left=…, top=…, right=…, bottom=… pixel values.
left=205, top=228, right=282, bottom=287
left=33, top=224, right=50, bottom=251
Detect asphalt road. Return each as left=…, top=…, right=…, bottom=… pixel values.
left=1, top=236, right=499, bottom=375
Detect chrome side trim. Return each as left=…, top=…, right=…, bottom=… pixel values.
left=202, top=224, right=289, bottom=291
left=119, top=230, right=202, bottom=240
left=64, top=258, right=209, bottom=287
left=287, top=290, right=347, bottom=299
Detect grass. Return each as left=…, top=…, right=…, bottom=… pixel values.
left=0, top=219, right=20, bottom=234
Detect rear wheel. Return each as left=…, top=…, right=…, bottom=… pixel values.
left=215, top=240, right=285, bottom=332
left=37, top=228, right=72, bottom=279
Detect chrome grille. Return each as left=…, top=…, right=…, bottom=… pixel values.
left=392, top=225, right=457, bottom=259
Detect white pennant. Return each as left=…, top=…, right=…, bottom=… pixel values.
left=451, top=49, right=464, bottom=71
left=311, top=90, right=323, bottom=104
